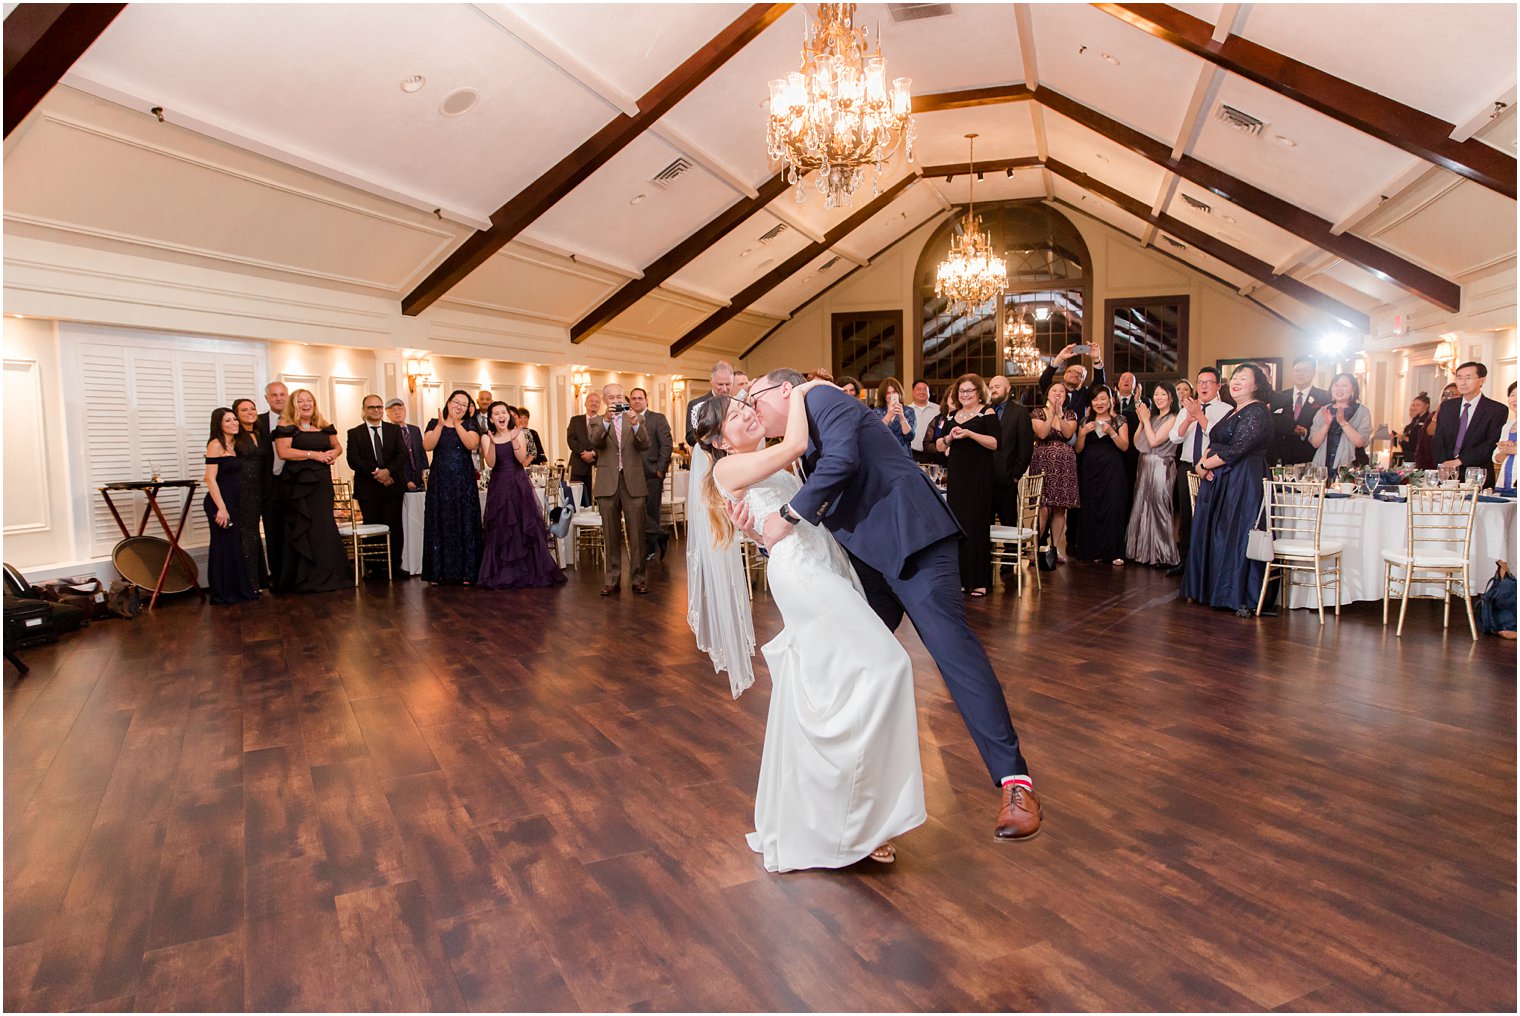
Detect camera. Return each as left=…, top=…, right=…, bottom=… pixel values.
left=609, top=401, right=632, bottom=414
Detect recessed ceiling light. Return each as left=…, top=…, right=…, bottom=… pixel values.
left=1101, top=52, right=1120, bottom=66
left=1221, top=214, right=1237, bottom=223
left=739, top=248, right=753, bottom=258
left=401, top=75, right=426, bottom=93
left=758, top=258, right=775, bottom=269
left=440, top=88, right=478, bottom=117
left=1272, top=134, right=1297, bottom=147
left=1094, top=153, right=1110, bottom=163
left=629, top=193, right=647, bottom=206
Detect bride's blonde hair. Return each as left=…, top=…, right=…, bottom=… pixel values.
left=693, top=394, right=737, bottom=549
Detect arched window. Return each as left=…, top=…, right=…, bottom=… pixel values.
left=917, top=202, right=1092, bottom=399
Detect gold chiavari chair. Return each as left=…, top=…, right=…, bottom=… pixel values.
left=990, top=472, right=1044, bottom=596
left=1382, top=485, right=1482, bottom=639
left=1256, top=478, right=1344, bottom=624
left=332, top=484, right=392, bottom=586
left=661, top=469, right=687, bottom=541
left=1186, top=471, right=1201, bottom=511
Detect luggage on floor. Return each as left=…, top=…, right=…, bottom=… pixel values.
left=4, top=595, right=57, bottom=648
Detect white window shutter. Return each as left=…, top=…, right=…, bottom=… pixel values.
left=80, top=345, right=133, bottom=557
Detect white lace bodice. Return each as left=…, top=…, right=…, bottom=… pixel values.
left=721, top=469, right=862, bottom=594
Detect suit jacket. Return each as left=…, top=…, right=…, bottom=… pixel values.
left=587, top=413, right=650, bottom=497
left=1269, top=386, right=1330, bottom=465
left=345, top=420, right=408, bottom=501
left=790, top=386, right=961, bottom=580
left=1037, top=362, right=1107, bottom=424
left=640, top=410, right=673, bottom=478
left=685, top=392, right=717, bottom=446
left=1431, top=393, right=1508, bottom=468
left=566, top=414, right=595, bottom=482
left=396, top=422, right=427, bottom=488
left=992, top=400, right=1035, bottom=489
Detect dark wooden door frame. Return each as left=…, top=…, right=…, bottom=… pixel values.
left=1104, top=294, right=1191, bottom=379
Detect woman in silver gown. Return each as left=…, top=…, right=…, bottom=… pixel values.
left=1125, top=380, right=1181, bottom=567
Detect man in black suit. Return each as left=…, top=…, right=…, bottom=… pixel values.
left=1036, top=343, right=1107, bottom=424
left=515, top=406, right=548, bottom=466
left=345, top=394, right=408, bottom=577
left=987, top=376, right=1035, bottom=539
left=1432, top=361, right=1508, bottom=482
left=257, top=380, right=290, bottom=589
left=566, top=390, right=601, bottom=507
left=684, top=360, right=735, bottom=446
left=1113, top=371, right=1142, bottom=493
left=1269, top=355, right=1331, bottom=465
left=631, top=386, right=673, bottom=562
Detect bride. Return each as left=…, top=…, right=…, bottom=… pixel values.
left=690, top=380, right=925, bottom=871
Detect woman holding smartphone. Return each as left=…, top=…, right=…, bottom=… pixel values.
left=421, top=388, right=484, bottom=585
left=873, top=377, right=917, bottom=454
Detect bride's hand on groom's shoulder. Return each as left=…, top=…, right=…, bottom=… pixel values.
left=792, top=379, right=831, bottom=396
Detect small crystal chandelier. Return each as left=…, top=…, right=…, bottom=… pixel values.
left=1004, top=309, right=1042, bottom=376
left=766, top=3, right=915, bottom=209
left=935, top=134, right=1007, bottom=315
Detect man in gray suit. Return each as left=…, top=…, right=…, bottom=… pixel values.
left=631, top=386, right=672, bottom=562
left=588, top=383, right=650, bottom=595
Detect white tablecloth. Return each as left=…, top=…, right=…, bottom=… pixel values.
left=1286, top=496, right=1517, bottom=609
left=402, top=491, right=426, bottom=574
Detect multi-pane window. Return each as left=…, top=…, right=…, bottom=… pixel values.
left=832, top=311, right=903, bottom=405
left=1106, top=296, right=1189, bottom=379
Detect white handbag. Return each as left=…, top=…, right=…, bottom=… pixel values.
left=1245, top=498, right=1274, bottom=562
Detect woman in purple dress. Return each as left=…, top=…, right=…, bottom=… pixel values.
left=478, top=402, right=566, bottom=590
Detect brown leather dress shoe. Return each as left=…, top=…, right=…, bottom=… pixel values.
left=600, top=583, right=619, bottom=596
left=994, top=783, right=1042, bottom=841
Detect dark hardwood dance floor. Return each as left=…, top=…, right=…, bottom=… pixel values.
left=4, top=545, right=1515, bottom=1011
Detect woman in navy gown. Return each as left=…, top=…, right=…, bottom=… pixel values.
left=202, top=407, right=258, bottom=604
left=1181, top=363, right=1274, bottom=616
left=273, top=389, right=350, bottom=594
left=478, top=402, right=566, bottom=590
left=422, top=389, right=484, bottom=585
left=1072, top=386, right=1131, bottom=565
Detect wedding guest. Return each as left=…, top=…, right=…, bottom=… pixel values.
left=474, top=389, right=493, bottom=431
left=1270, top=355, right=1329, bottom=465
left=231, top=397, right=269, bottom=589
left=1494, top=382, right=1518, bottom=489
left=1167, top=367, right=1231, bottom=577
left=1173, top=377, right=1195, bottom=487
left=1126, top=382, right=1180, bottom=567
left=589, top=383, right=651, bottom=595
left=1308, top=372, right=1373, bottom=471
left=422, top=389, right=484, bottom=585
left=1398, top=393, right=1437, bottom=470
left=988, top=375, right=1034, bottom=536
left=808, top=367, right=835, bottom=382
left=568, top=390, right=602, bottom=503
left=1441, top=382, right=1459, bottom=402
left=731, top=369, right=751, bottom=393
left=1113, top=371, right=1142, bottom=493
left=873, top=376, right=916, bottom=453
left=1182, top=364, right=1274, bottom=616
left=386, top=398, right=427, bottom=490
left=1175, top=379, right=1195, bottom=403
left=1432, top=361, right=1508, bottom=480
left=1037, top=343, right=1107, bottom=422
left=1073, top=387, right=1131, bottom=566
left=515, top=406, right=548, bottom=466
left=686, top=360, right=733, bottom=445
left=203, top=407, right=258, bottom=604
left=909, top=379, right=941, bottom=463
left=346, top=394, right=408, bottom=577
left=387, top=397, right=427, bottom=578
left=631, top=386, right=672, bottom=562
left=478, top=402, right=566, bottom=590
left=258, top=380, right=290, bottom=588
left=936, top=373, right=999, bottom=596
left=1030, top=380, right=1079, bottom=562
left=838, top=376, right=862, bottom=399
left=273, top=389, right=349, bottom=594
left=1425, top=382, right=1460, bottom=444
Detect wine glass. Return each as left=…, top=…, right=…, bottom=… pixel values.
left=1465, top=467, right=1487, bottom=491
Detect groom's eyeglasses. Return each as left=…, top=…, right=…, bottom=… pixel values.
left=735, top=383, right=779, bottom=409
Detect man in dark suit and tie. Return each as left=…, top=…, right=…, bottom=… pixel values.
left=566, top=390, right=601, bottom=506
left=685, top=360, right=735, bottom=446
left=1113, top=371, right=1142, bottom=493
left=1432, top=361, right=1508, bottom=482
left=1269, top=355, right=1330, bottom=465
left=588, top=383, right=651, bottom=595
left=631, top=386, right=672, bottom=562
left=987, top=376, right=1035, bottom=539
left=346, top=394, right=408, bottom=577
left=385, top=398, right=427, bottom=490
left=257, top=380, right=290, bottom=589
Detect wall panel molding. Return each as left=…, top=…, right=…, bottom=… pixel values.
left=2, top=359, right=52, bottom=535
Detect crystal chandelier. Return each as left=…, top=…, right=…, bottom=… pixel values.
left=766, top=3, right=915, bottom=209
left=935, top=134, right=1007, bottom=314
left=1003, top=309, right=1041, bottom=376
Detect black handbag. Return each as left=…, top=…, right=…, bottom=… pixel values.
left=1036, top=519, right=1058, bottom=572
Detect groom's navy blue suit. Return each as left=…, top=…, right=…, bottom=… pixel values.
left=788, top=385, right=1029, bottom=785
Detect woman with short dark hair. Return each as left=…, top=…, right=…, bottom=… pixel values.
left=1309, top=372, right=1372, bottom=470
left=936, top=373, right=999, bottom=596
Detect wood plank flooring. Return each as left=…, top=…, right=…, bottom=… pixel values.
left=4, top=546, right=1515, bottom=1011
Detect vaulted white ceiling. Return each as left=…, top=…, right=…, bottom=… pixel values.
left=6, top=2, right=1516, bottom=356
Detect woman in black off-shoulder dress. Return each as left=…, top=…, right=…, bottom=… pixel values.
left=273, top=389, right=350, bottom=594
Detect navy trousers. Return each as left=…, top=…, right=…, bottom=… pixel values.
left=849, top=535, right=1028, bottom=785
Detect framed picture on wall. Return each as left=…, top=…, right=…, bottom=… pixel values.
left=1216, top=356, right=1282, bottom=389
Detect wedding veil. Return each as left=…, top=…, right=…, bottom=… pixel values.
left=685, top=443, right=757, bottom=698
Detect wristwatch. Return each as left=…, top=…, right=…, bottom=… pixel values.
left=777, top=502, right=802, bottom=526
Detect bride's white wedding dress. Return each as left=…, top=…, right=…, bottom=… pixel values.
left=722, top=469, right=926, bottom=872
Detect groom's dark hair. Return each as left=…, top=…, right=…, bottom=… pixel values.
left=762, top=368, right=806, bottom=387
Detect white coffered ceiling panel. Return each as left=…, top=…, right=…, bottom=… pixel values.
left=1356, top=179, right=1519, bottom=278
left=601, top=289, right=719, bottom=342
left=927, top=168, right=1046, bottom=206
left=910, top=104, right=1039, bottom=168
left=669, top=209, right=813, bottom=297
left=1155, top=241, right=1257, bottom=294
left=1050, top=176, right=1149, bottom=239
left=523, top=133, right=742, bottom=271
left=1190, top=74, right=1421, bottom=222
left=1032, top=3, right=1203, bottom=143
left=861, top=2, right=1024, bottom=94
left=1163, top=182, right=1303, bottom=269
left=1237, top=3, right=1517, bottom=124
left=751, top=250, right=849, bottom=318
left=1304, top=259, right=1408, bottom=308
left=1044, top=110, right=1169, bottom=200
left=1169, top=4, right=1226, bottom=26
left=68, top=2, right=616, bottom=221
left=838, top=182, right=947, bottom=255
left=499, top=2, right=749, bottom=100
left=443, top=243, right=623, bottom=321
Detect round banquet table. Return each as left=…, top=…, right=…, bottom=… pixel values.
left=1285, top=495, right=1517, bottom=609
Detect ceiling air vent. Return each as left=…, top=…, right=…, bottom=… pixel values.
left=1180, top=193, right=1211, bottom=214
left=1214, top=103, right=1266, bottom=137
left=887, top=3, right=955, bottom=23
left=757, top=222, right=790, bottom=244
left=1162, top=235, right=1187, bottom=250
left=820, top=256, right=842, bottom=271
left=649, top=157, right=694, bottom=189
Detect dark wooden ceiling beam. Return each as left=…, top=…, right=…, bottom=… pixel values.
left=400, top=3, right=790, bottom=317
left=1046, top=159, right=1371, bottom=332
left=1034, top=87, right=1461, bottom=312
left=1092, top=2, right=1517, bottom=199
left=911, top=83, right=1033, bottom=114
left=4, top=3, right=126, bottom=138
left=670, top=174, right=921, bottom=356
left=570, top=171, right=790, bottom=343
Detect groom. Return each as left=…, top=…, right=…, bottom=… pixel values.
left=740, top=369, right=1042, bottom=840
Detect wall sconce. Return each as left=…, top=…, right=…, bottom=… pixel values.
left=405, top=356, right=432, bottom=392
left=572, top=368, right=591, bottom=404
left=1352, top=354, right=1368, bottom=379
left=1434, top=333, right=1459, bottom=376
left=672, top=376, right=687, bottom=396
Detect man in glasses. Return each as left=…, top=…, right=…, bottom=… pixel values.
left=345, top=394, right=408, bottom=577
